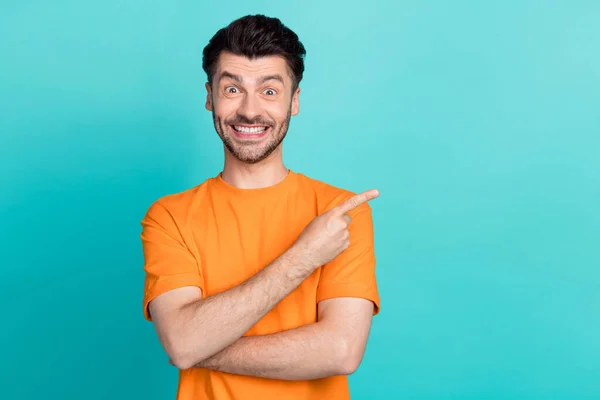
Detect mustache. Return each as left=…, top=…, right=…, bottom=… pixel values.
left=224, top=115, right=274, bottom=127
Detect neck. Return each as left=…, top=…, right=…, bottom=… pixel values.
left=221, top=146, right=289, bottom=189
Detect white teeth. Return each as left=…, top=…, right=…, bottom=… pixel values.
left=234, top=125, right=267, bottom=134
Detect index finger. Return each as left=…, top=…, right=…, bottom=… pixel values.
left=333, top=189, right=380, bottom=215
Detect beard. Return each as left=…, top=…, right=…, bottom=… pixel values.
left=212, top=106, right=292, bottom=164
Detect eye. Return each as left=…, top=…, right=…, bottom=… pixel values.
left=263, top=88, right=277, bottom=96
left=225, top=86, right=239, bottom=94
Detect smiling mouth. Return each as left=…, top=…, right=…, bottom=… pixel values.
left=231, top=125, right=269, bottom=134
left=229, top=124, right=271, bottom=139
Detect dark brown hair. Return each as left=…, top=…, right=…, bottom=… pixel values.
left=202, top=15, right=306, bottom=90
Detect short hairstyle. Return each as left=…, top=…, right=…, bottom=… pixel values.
left=202, top=15, right=306, bottom=90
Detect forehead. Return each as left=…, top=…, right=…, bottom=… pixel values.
left=215, top=52, right=291, bottom=85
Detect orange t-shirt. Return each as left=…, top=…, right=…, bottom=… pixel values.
left=140, top=169, right=380, bottom=400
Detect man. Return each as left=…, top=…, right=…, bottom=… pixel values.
left=140, top=14, right=381, bottom=400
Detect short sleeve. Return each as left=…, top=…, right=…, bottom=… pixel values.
left=316, top=200, right=381, bottom=315
left=140, top=201, right=204, bottom=321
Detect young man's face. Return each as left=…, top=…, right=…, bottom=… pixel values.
left=206, top=51, right=300, bottom=164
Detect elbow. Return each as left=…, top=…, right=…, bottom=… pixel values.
left=164, top=335, right=206, bottom=370
left=169, top=353, right=196, bottom=370
left=336, top=338, right=365, bottom=376
left=169, top=347, right=208, bottom=370
left=339, top=355, right=361, bottom=376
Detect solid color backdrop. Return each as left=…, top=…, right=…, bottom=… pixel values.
left=1, top=1, right=599, bottom=399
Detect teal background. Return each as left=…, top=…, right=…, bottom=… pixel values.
left=1, top=1, right=599, bottom=399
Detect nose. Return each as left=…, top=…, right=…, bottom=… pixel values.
left=238, top=93, right=261, bottom=121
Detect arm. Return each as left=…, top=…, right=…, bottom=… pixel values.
left=189, top=191, right=384, bottom=379
left=149, top=250, right=314, bottom=370
left=147, top=190, right=379, bottom=370
left=192, top=297, right=374, bottom=380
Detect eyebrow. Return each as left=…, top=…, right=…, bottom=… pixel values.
left=218, top=71, right=242, bottom=83
left=217, top=71, right=285, bottom=86
left=258, top=74, right=284, bottom=85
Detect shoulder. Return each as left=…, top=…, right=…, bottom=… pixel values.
left=293, top=171, right=372, bottom=216
left=141, top=177, right=214, bottom=222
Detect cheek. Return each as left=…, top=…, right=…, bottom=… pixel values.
left=266, top=102, right=290, bottom=121
left=214, top=97, right=238, bottom=115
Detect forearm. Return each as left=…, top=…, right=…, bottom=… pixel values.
left=170, top=249, right=315, bottom=369
left=192, top=322, right=348, bottom=380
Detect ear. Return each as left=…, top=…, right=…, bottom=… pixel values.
left=205, top=82, right=213, bottom=111
left=291, top=87, right=300, bottom=116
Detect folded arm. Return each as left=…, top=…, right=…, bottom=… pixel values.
left=148, top=249, right=314, bottom=370
left=144, top=192, right=379, bottom=372
left=191, top=297, right=374, bottom=380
